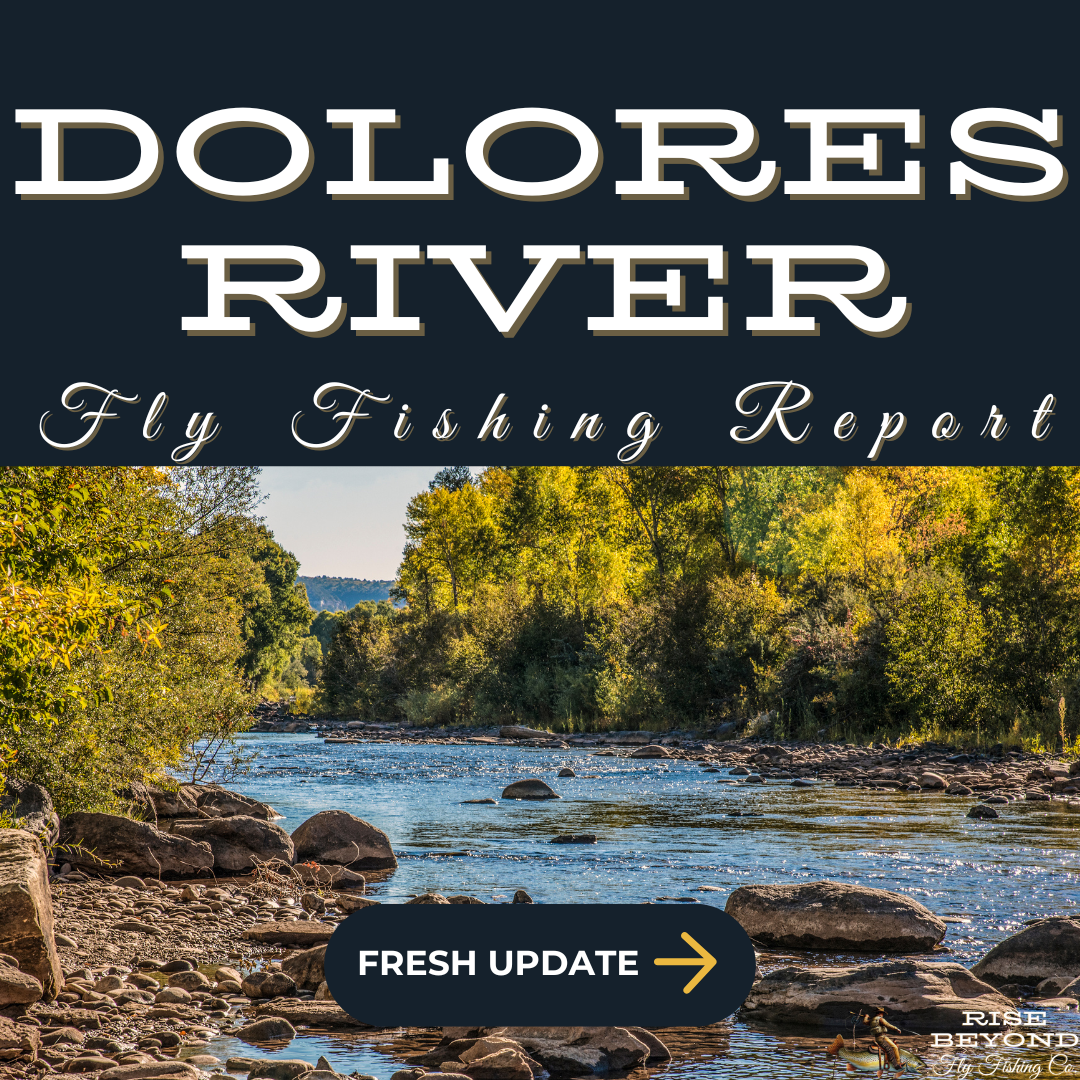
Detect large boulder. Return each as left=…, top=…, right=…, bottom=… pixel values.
left=195, top=785, right=278, bottom=820
left=0, top=780, right=60, bottom=842
left=291, top=811, right=397, bottom=869
left=970, top=917, right=1080, bottom=988
left=137, top=785, right=200, bottom=819
left=58, top=813, right=214, bottom=878
left=281, top=945, right=327, bottom=991
left=170, top=815, right=293, bottom=872
left=740, top=961, right=1015, bottom=1031
left=501, top=779, right=560, bottom=800
left=0, top=829, right=63, bottom=998
left=483, top=1028, right=649, bottom=1074
left=725, top=881, right=947, bottom=952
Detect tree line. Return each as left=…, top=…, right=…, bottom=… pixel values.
left=318, top=465, right=1079, bottom=752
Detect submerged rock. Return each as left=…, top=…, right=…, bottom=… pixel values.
left=740, top=960, right=1013, bottom=1030
left=971, top=917, right=1080, bottom=987
left=501, top=779, right=560, bottom=800
left=725, top=881, right=947, bottom=952
left=550, top=834, right=597, bottom=844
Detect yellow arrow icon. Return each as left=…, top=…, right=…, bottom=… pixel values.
left=653, top=932, right=718, bottom=994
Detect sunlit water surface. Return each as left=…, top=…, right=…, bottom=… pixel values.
left=190, top=734, right=1078, bottom=1079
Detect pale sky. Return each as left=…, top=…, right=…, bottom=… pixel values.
left=258, top=467, right=452, bottom=579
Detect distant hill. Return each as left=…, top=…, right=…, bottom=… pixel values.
left=299, top=576, right=395, bottom=611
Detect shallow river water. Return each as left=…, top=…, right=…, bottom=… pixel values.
left=189, top=733, right=1079, bottom=1079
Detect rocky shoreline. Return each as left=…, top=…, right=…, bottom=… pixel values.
left=1, top=730, right=1078, bottom=1080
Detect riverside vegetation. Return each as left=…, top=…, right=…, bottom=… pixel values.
left=3, top=464, right=1079, bottom=819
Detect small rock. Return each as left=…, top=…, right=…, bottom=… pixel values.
left=236, top=1017, right=297, bottom=1043
left=56, top=934, right=79, bottom=948
left=167, top=970, right=210, bottom=991
left=225, top=1059, right=259, bottom=1073
left=65, top=1055, right=118, bottom=1072
left=512, top=890, right=533, bottom=904
left=113, top=876, right=146, bottom=890
left=0, top=963, right=43, bottom=1005
left=300, top=893, right=326, bottom=914
left=445, top=895, right=485, bottom=905
left=919, top=773, right=947, bottom=789
left=501, top=779, right=560, bottom=800
left=99, top=1065, right=198, bottom=1080
left=549, top=834, right=597, bottom=844
left=154, top=987, right=191, bottom=1004
left=242, top=970, right=298, bottom=999
left=743, top=774, right=765, bottom=784
left=159, top=959, right=194, bottom=972
left=462, top=799, right=497, bottom=805
left=630, top=745, right=671, bottom=758
left=247, top=1061, right=314, bottom=1080
left=967, top=805, right=999, bottom=819
left=499, top=726, right=549, bottom=740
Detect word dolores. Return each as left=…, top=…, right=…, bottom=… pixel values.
left=358, top=949, right=639, bottom=977
left=15, top=106, right=1067, bottom=203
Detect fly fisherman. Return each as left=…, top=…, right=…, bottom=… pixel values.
left=863, top=1007, right=903, bottom=1069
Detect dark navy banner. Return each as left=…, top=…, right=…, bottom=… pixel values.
left=6, top=11, right=1075, bottom=465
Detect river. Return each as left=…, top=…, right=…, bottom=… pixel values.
left=189, top=733, right=1079, bottom=1079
